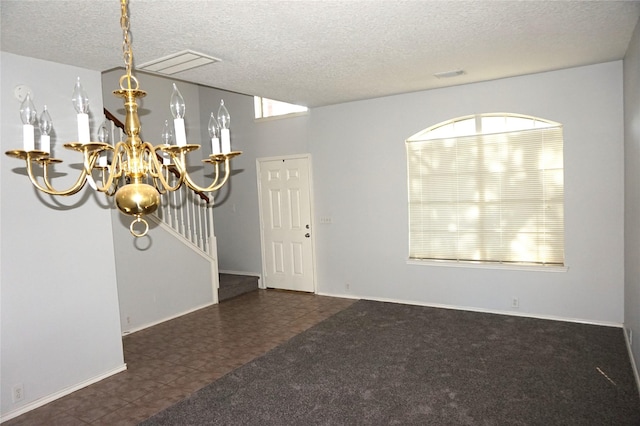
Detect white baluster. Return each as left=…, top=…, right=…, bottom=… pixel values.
left=198, top=197, right=205, bottom=251
left=191, top=192, right=198, bottom=244
left=180, top=187, right=187, bottom=237
left=207, top=201, right=215, bottom=256
left=172, top=185, right=179, bottom=231
left=184, top=188, right=191, bottom=241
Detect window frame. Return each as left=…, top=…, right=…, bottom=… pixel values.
left=254, top=96, right=308, bottom=121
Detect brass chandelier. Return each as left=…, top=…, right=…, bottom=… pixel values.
left=5, top=0, right=240, bottom=237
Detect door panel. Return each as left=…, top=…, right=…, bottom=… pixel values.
left=258, top=157, right=314, bottom=292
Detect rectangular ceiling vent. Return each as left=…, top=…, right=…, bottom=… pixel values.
left=137, top=50, right=221, bottom=75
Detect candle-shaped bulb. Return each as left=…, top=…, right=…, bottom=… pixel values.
left=20, top=93, right=37, bottom=125
left=96, top=119, right=110, bottom=167
left=208, top=112, right=219, bottom=138
left=71, top=77, right=90, bottom=114
left=217, top=99, right=230, bottom=129
left=170, top=83, right=185, bottom=119
left=208, top=113, right=221, bottom=155
left=38, top=105, right=52, bottom=154
left=97, top=120, right=110, bottom=144
left=170, top=85, right=187, bottom=146
left=39, top=106, right=52, bottom=134
left=161, top=119, right=173, bottom=145
left=161, top=119, right=173, bottom=165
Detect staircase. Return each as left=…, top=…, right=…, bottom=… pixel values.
left=153, top=177, right=215, bottom=256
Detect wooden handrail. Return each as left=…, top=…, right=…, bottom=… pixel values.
left=104, top=108, right=124, bottom=129
left=103, top=108, right=211, bottom=204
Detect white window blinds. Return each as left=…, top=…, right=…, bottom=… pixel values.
left=407, top=125, right=564, bottom=265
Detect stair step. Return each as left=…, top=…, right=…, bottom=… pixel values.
left=219, top=273, right=259, bottom=302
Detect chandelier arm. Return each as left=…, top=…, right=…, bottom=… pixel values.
left=103, top=153, right=124, bottom=195
left=27, top=158, right=88, bottom=196
left=103, top=149, right=125, bottom=196
left=149, top=145, right=183, bottom=192
left=147, top=158, right=169, bottom=196
left=82, top=152, right=98, bottom=180
left=147, top=159, right=168, bottom=195
left=145, top=144, right=164, bottom=180
left=183, top=160, right=231, bottom=193
left=152, top=176, right=168, bottom=195
left=91, top=141, right=126, bottom=193
left=102, top=172, right=119, bottom=197
left=41, top=161, right=59, bottom=192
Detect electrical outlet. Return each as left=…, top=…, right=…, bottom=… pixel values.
left=345, top=282, right=350, bottom=291
left=127, top=316, right=131, bottom=324
left=511, top=297, right=519, bottom=308
left=12, top=384, right=24, bottom=403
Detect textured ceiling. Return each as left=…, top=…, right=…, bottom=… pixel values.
left=1, top=0, right=639, bottom=108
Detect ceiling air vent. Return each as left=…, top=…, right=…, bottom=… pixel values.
left=137, top=50, right=221, bottom=75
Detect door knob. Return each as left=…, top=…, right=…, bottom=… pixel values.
left=305, top=233, right=310, bottom=238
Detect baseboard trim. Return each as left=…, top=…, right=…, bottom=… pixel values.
left=122, top=301, right=216, bottom=336
left=316, top=292, right=623, bottom=328
left=0, top=364, right=127, bottom=423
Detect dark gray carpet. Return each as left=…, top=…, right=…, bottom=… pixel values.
left=141, top=300, right=640, bottom=425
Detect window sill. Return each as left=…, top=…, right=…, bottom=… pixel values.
left=406, top=259, right=568, bottom=272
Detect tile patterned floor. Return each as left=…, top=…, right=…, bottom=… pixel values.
left=4, top=289, right=356, bottom=425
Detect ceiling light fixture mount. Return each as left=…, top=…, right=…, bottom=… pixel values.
left=5, top=0, right=241, bottom=237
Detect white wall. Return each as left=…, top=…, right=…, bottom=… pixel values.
left=102, top=70, right=216, bottom=333
left=0, top=53, right=124, bottom=419
left=309, top=62, right=624, bottom=325
left=105, top=60, right=626, bottom=330
left=201, top=61, right=624, bottom=325
left=207, top=62, right=625, bottom=325
left=111, top=216, right=215, bottom=333
left=624, top=18, right=640, bottom=376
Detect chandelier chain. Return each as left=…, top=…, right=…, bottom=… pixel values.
left=120, top=0, right=133, bottom=77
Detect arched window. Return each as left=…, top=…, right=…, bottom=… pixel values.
left=406, top=113, right=564, bottom=266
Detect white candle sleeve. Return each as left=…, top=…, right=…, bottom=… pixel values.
left=211, top=137, right=220, bottom=155
left=40, top=135, right=50, bottom=153
left=174, top=118, right=187, bottom=147
left=162, top=152, right=171, bottom=165
left=23, top=124, right=35, bottom=151
left=98, top=155, right=107, bottom=167
left=77, top=113, right=90, bottom=143
left=221, top=129, right=231, bottom=154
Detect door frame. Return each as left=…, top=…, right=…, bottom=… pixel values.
left=256, top=153, right=317, bottom=293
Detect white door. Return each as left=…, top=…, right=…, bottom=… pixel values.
left=257, top=156, right=315, bottom=292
